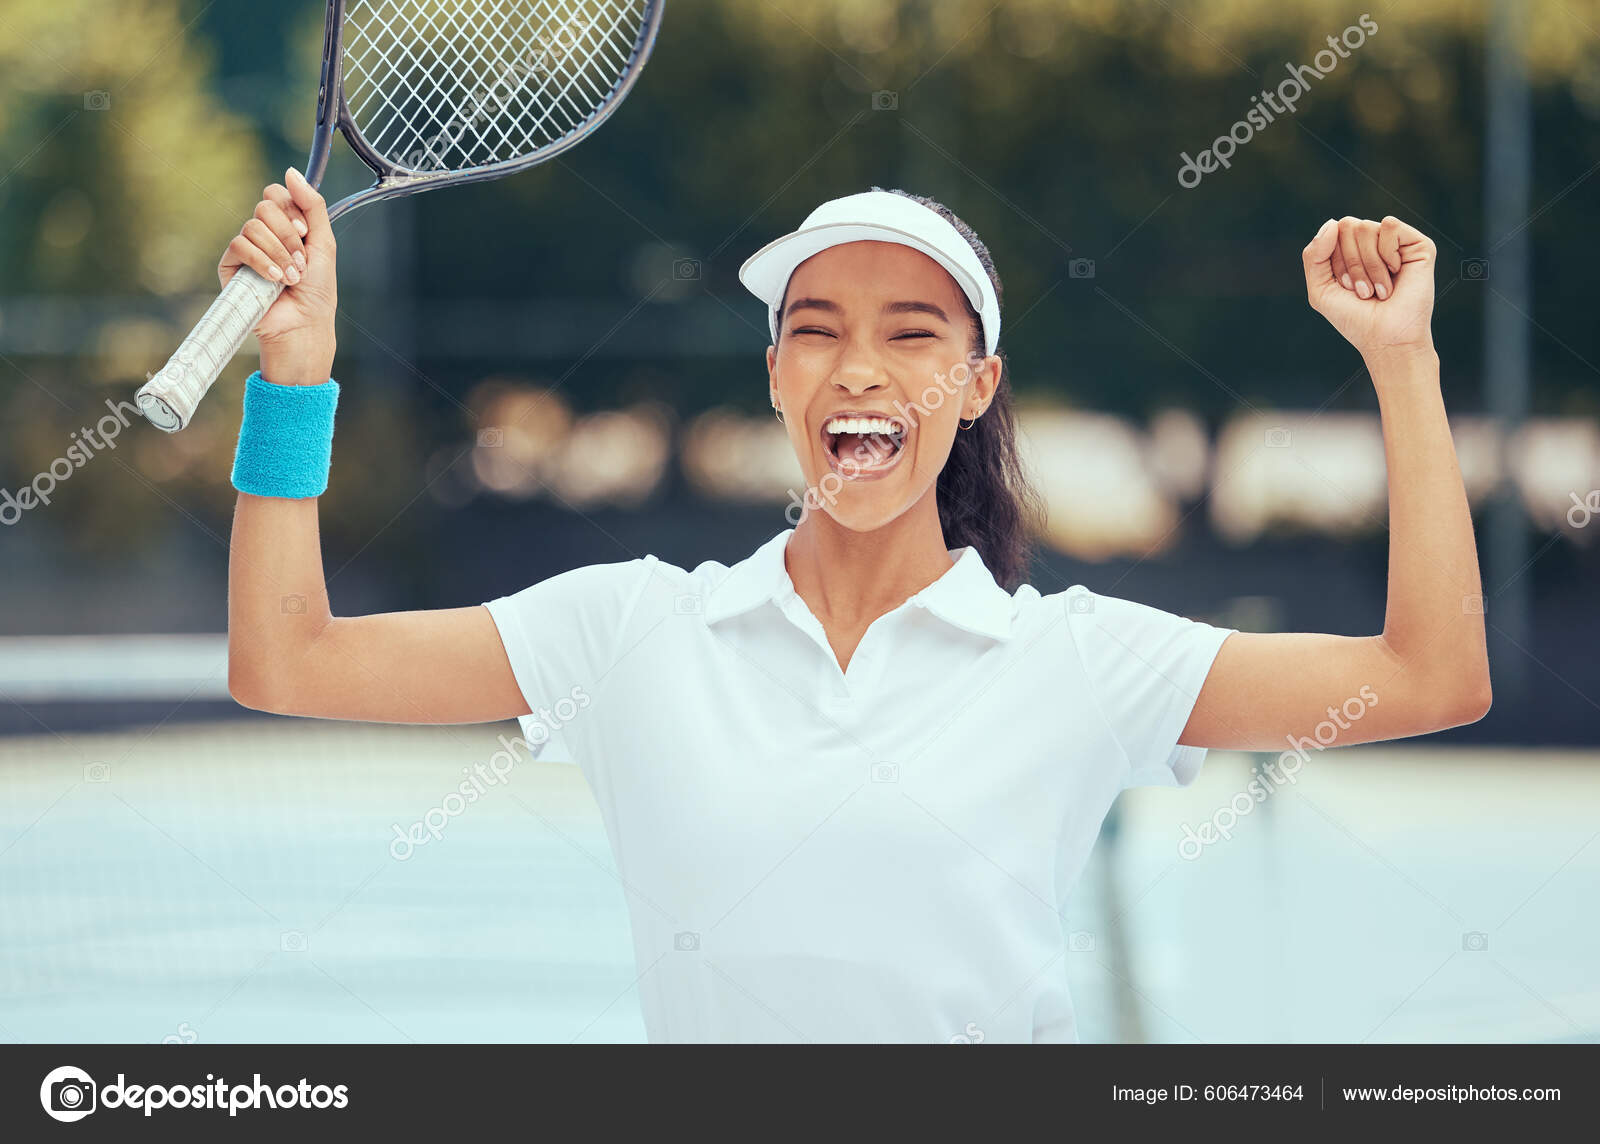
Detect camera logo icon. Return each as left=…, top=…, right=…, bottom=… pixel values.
left=672, top=258, right=702, bottom=281
left=674, top=931, right=700, bottom=951
left=871, top=90, right=898, bottom=111
left=1264, top=426, right=1292, bottom=448
left=477, top=427, right=504, bottom=447
left=1067, top=591, right=1095, bottom=614
left=281, top=594, right=307, bottom=614
left=1460, top=258, right=1490, bottom=281
left=1067, top=257, right=1095, bottom=279
left=1462, top=930, right=1489, bottom=952
left=1068, top=930, right=1097, bottom=952
left=674, top=594, right=703, bottom=614
left=84, top=91, right=111, bottom=111
left=280, top=930, right=309, bottom=953
left=40, top=1066, right=97, bottom=1122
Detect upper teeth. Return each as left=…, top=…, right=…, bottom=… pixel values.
left=826, top=416, right=901, bottom=435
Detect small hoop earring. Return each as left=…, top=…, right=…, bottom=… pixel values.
left=959, top=416, right=976, bottom=431
left=774, top=407, right=784, bottom=424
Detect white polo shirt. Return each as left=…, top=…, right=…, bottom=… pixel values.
left=483, top=528, right=1235, bottom=1043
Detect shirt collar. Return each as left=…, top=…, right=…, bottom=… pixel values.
left=703, top=529, right=1016, bottom=642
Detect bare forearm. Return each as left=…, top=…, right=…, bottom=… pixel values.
left=228, top=492, right=333, bottom=704
left=216, top=170, right=525, bottom=723
left=1183, top=216, right=1490, bottom=751
left=1369, top=348, right=1491, bottom=705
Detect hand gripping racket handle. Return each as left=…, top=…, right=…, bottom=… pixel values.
left=135, top=266, right=286, bottom=433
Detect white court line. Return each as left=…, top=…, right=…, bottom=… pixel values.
left=0, top=635, right=229, bottom=701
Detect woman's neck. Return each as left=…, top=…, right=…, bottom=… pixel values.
left=784, top=494, right=955, bottom=630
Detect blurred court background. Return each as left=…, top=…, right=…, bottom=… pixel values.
left=2, top=0, right=1597, bottom=1043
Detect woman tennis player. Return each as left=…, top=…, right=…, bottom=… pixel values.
left=223, top=168, right=1490, bottom=1043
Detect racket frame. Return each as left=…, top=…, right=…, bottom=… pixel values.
left=309, top=0, right=666, bottom=221
left=135, top=0, right=665, bottom=431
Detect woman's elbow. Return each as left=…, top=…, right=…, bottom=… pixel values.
left=1460, top=676, right=1493, bottom=724
left=1435, top=671, right=1493, bottom=729
left=228, top=650, right=285, bottom=714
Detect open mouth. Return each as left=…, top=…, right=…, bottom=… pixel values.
left=820, top=412, right=909, bottom=480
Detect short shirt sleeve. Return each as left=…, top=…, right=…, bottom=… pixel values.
left=482, top=555, right=658, bottom=766
left=1064, top=588, right=1236, bottom=789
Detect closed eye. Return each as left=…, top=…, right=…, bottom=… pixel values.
left=788, top=327, right=935, bottom=340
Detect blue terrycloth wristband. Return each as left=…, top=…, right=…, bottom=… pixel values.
left=231, top=371, right=340, bottom=498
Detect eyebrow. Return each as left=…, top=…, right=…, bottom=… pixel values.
left=783, top=298, right=952, bottom=324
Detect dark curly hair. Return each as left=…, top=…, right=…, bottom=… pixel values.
left=775, top=188, right=1041, bottom=590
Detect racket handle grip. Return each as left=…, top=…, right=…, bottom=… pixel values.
left=136, top=267, right=285, bottom=433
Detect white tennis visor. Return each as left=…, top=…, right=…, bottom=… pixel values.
left=738, top=190, right=1001, bottom=356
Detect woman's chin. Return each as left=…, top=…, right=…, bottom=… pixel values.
left=808, top=489, right=914, bottom=533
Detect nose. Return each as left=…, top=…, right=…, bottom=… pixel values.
left=830, top=340, right=889, bottom=397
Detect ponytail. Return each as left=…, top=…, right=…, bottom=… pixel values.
left=878, top=188, right=1041, bottom=590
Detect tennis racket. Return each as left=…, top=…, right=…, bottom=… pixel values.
left=136, top=0, right=665, bottom=433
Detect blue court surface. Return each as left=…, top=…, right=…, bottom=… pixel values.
left=3, top=719, right=1595, bottom=1043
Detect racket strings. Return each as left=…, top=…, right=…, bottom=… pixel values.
left=341, top=0, right=648, bottom=173
left=352, top=0, right=604, bottom=156
left=349, top=0, right=607, bottom=162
